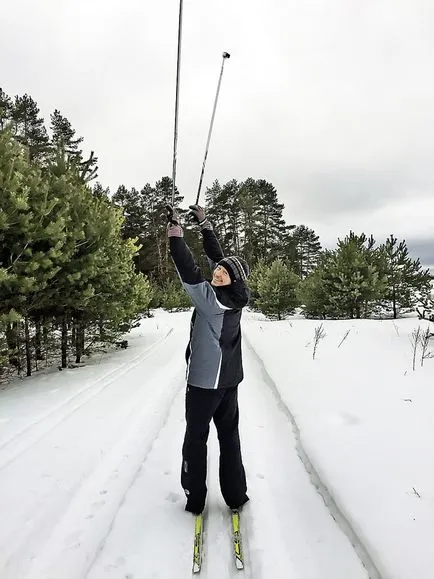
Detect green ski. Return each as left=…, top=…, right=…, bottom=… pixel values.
left=192, top=513, right=203, bottom=573
left=231, top=510, right=244, bottom=570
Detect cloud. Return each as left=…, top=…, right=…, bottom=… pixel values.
left=1, top=0, right=433, bottom=268
left=406, top=238, right=434, bottom=271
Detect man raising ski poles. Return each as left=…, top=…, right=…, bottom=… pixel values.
left=166, top=203, right=250, bottom=517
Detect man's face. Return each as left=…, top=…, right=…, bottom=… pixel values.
left=211, top=265, right=231, bottom=287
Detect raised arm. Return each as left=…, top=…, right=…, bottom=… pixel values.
left=189, top=204, right=224, bottom=270
left=166, top=205, right=226, bottom=315
left=169, top=234, right=204, bottom=285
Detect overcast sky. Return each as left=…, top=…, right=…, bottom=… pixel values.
left=1, top=0, right=433, bottom=267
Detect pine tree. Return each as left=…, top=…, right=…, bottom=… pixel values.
left=204, top=178, right=293, bottom=266
left=38, top=160, right=152, bottom=366
left=204, top=179, right=223, bottom=224
left=160, top=279, right=191, bottom=312
left=319, top=232, right=387, bottom=319
left=247, top=259, right=268, bottom=309
left=114, top=183, right=155, bottom=277
left=113, top=177, right=183, bottom=281
left=237, top=178, right=260, bottom=265
left=213, top=179, right=242, bottom=254
left=50, top=109, right=84, bottom=160
left=378, top=235, right=432, bottom=318
left=291, top=225, right=322, bottom=279
left=205, top=179, right=236, bottom=257
left=11, top=94, right=50, bottom=162
left=298, top=260, right=330, bottom=319
left=92, top=182, right=110, bottom=199
left=80, top=203, right=154, bottom=358
left=416, top=283, right=434, bottom=321
left=255, top=179, right=290, bottom=261
left=256, top=259, right=300, bottom=320
left=0, top=130, right=70, bottom=310
left=0, top=88, right=12, bottom=130
left=0, top=129, right=74, bottom=373
left=49, top=108, right=99, bottom=183
left=113, top=185, right=147, bottom=240
left=0, top=129, right=31, bottom=368
left=78, top=150, right=98, bottom=183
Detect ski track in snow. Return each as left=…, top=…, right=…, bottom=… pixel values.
left=87, top=333, right=368, bottom=579
left=0, top=318, right=374, bottom=579
left=206, top=430, right=254, bottom=579
left=0, top=327, right=184, bottom=579
left=0, top=329, right=174, bottom=472
left=86, top=384, right=193, bottom=579
left=237, top=341, right=368, bottom=579
left=244, top=335, right=382, bottom=579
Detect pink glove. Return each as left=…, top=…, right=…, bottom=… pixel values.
left=167, top=224, right=183, bottom=237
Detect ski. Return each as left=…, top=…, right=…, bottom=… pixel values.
left=192, top=513, right=204, bottom=573
left=231, top=509, right=244, bottom=570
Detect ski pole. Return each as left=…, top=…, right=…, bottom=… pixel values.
left=195, top=51, right=231, bottom=205
left=171, top=0, right=183, bottom=206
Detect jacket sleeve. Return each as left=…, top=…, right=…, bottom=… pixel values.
left=169, top=237, right=228, bottom=315
left=201, top=228, right=225, bottom=271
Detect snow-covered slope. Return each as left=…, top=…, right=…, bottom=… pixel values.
left=0, top=310, right=432, bottom=578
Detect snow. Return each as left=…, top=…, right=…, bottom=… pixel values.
left=244, top=313, right=434, bottom=579
left=0, top=309, right=432, bottom=578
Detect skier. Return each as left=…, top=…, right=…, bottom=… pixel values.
left=166, top=203, right=250, bottom=515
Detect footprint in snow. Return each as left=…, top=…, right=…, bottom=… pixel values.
left=327, top=412, right=360, bottom=426
left=91, top=500, right=106, bottom=510
left=104, top=557, right=126, bottom=571
left=165, top=492, right=181, bottom=503
left=340, top=412, right=360, bottom=425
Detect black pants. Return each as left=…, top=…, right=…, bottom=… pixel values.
left=181, top=384, right=248, bottom=513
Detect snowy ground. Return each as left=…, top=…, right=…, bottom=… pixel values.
left=0, top=310, right=432, bottom=578
left=244, top=312, right=434, bottom=579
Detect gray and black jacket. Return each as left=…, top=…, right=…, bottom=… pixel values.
left=169, top=229, right=250, bottom=390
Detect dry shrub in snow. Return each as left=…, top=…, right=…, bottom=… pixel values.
left=313, top=323, right=326, bottom=360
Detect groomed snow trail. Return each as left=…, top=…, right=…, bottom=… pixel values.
left=0, top=317, right=368, bottom=579
left=0, top=329, right=174, bottom=472
left=0, top=326, right=185, bottom=579
left=87, top=335, right=368, bottom=579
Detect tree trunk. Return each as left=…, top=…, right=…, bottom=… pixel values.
left=392, top=287, right=397, bottom=319
left=71, top=320, right=76, bottom=350
left=75, top=318, right=85, bottom=363
left=35, top=316, right=43, bottom=360
left=43, top=322, right=49, bottom=367
left=80, top=322, right=85, bottom=361
left=61, top=312, right=68, bottom=369
left=5, top=322, right=19, bottom=369
left=24, top=316, right=32, bottom=377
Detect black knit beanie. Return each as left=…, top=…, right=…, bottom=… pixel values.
left=218, top=256, right=249, bottom=283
